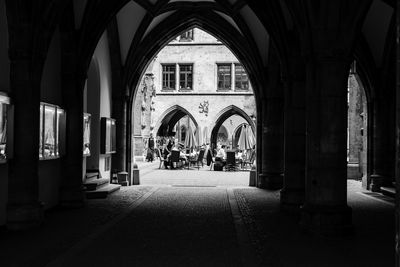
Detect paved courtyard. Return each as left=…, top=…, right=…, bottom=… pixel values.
left=0, top=165, right=395, bottom=267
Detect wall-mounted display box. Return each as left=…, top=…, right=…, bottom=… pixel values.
left=100, top=117, right=116, bottom=154
left=83, top=113, right=91, bottom=156
left=39, top=102, right=66, bottom=160
left=0, top=93, right=10, bottom=163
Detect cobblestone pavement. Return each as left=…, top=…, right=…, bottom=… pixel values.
left=138, top=161, right=251, bottom=187
left=0, top=186, right=153, bottom=267
left=234, top=180, right=394, bottom=267
left=0, top=169, right=395, bottom=267
left=52, top=187, right=243, bottom=267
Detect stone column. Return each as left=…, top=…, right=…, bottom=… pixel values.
left=7, top=54, right=43, bottom=230
left=280, top=58, right=306, bottom=212
left=300, top=57, right=353, bottom=236
left=370, top=95, right=395, bottom=191
left=395, top=2, right=400, bottom=263
left=60, top=75, right=85, bottom=208
left=258, top=65, right=284, bottom=189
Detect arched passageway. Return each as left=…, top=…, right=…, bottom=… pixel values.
left=154, top=105, right=198, bottom=138
left=210, top=105, right=255, bottom=148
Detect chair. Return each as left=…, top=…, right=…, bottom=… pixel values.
left=170, top=150, right=182, bottom=169
left=189, top=149, right=205, bottom=170
left=225, top=151, right=237, bottom=171
left=155, top=148, right=165, bottom=169
left=242, top=150, right=255, bottom=170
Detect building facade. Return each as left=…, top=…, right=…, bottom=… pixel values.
left=133, top=28, right=256, bottom=159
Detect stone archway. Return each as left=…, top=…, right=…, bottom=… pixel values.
left=210, top=105, right=255, bottom=148
left=153, top=105, right=198, bottom=138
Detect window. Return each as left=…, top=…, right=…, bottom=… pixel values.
left=100, top=117, right=116, bottom=154
left=162, top=64, right=176, bottom=90
left=83, top=113, right=91, bottom=156
left=235, top=64, right=249, bottom=90
left=180, top=29, right=194, bottom=42
left=39, top=103, right=65, bottom=159
left=179, top=64, right=193, bottom=90
left=217, top=64, right=231, bottom=90
left=0, top=95, right=10, bottom=162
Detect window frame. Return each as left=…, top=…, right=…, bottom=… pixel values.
left=39, top=102, right=65, bottom=160
left=179, top=63, right=193, bottom=90
left=179, top=29, right=194, bottom=42
left=161, top=64, right=176, bottom=91
left=0, top=94, right=10, bottom=163
left=217, top=63, right=232, bottom=91
left=234, top=63, right=249, bottom=91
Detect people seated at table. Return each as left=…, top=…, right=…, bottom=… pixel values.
left=215, top=145, right=226, bottom=166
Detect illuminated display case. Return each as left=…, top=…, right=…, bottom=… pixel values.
left=0, top=94, right=10, bottom=162
left=83, top=113, right=91, bottom=156
left=100, top=117, right=116, bottom=154
left=39, top=103, right=65, bottom=159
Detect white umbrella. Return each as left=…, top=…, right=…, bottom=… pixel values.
left=247, top=126, right=256, bottom=148
left=237, top=125, right=252, bottom=150
left=203, top=126, right=209, bottom=144
left=184, top=125, right=197, bottom=149
left=195, top=126, right=203, bottom=147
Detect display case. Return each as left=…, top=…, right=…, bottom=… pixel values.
left=39, top=102, right=65, bottom=159
left=83, top=113, right=91, bottom=156
left=100, top=117, right=116, bottom=154
left=0, top=94, right=10, bottom=162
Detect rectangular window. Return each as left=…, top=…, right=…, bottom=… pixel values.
left=180, top=29, right=194, bottom=42
left=39, top=103, right=65, bottom=159
left=179, top=64, right=193, bottom=90
left=235, top=63, right=249, bottom=90
left=162, top=64, right=176, bottom=90
left=0, top=97, right=9, bottom=162
left=217, top=64, right=231, bottom=90
left=83, top=113, right=91, bottom=156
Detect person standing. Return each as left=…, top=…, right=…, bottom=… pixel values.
left=146, top=133, right=155, bottom=162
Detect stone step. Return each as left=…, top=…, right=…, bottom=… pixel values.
left=380, top=186, right=396, bottom=198
left=86, top=172, right=100, bottom=179
left=85, top=184, right=121, bottom=199
left=84, top=177, right=110, bottom=191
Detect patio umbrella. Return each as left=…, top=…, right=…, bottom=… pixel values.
left=195, top=126, right=203, bottom=147
left=184, top=125, right=197, bottom=149
left=237, top=125, right=252, bottom=150
left=247, top=126, right=256, bottom=148
left=202, top=126, right=209, bottom=144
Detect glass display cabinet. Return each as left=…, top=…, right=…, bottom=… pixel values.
left=39, top=102, right=65, bottom=159
left=83, top=113, right=91, bottom=156
left=100, top=117, right=116, bottom=154
left=0, top=94, right=10, bottom=162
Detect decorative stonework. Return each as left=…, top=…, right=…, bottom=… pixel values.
left=198, top=100, right=209, bottom=116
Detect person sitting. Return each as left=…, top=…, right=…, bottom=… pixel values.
left=162, top=143, right=171, bottom=169
left=215, top=145, right=226, bottom=166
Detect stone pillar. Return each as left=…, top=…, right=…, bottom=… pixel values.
left=258, top=65, right=284, bottom=189
left=300, top=57, right=353, bottom=236
left=370, top=97, right=395, bottom=191
left=7, top=55, right=43, bottom=230
left=60, top=75, right=85, bottom=208
left=280, top=58, right=306, bottom=212
left=112, top=94, right=127, bottom=172
left=395, top=2, right=400, bottom=263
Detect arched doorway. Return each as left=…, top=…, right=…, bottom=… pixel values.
left=210, top=105, right=256, bottom=149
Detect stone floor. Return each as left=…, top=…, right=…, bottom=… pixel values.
left=0, top=165, right=395, bottom=267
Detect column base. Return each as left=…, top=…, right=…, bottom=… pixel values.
left=258, top=172, right=283, bottom=190
left=300, top=204, right=353, bottom=237
left=7, top=202, right=44, bottom=231
left=370, top=174, right=384, bottom=192
left=59, top=186, right=85, bottom=209
left=280, top=188, right=304, bottom=213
